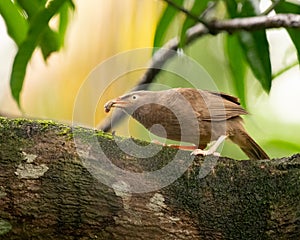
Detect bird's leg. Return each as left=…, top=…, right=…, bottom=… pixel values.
left=151, top=139, right=167, bottom=147
left=168, top=144, right=197, bottom=150
left=151, top=140, right=197, bottom=150
left=191, top=135, right=228, bottom=156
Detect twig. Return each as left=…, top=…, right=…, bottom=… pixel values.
left=99, top=14, right=300, bottom=132
left=200, top=1, right=218, bottom=19
left=163, top=0, right=209, bottom=27
left=272, top=61, right=299, bottom=79
left=260, top=0, right=281, bottom=16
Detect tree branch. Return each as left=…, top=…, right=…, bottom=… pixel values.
left=1, top=117, right=300, bottom=239
left=209, top=14, right=300, bottom=32
left=100, top=13, right=300, bottom=132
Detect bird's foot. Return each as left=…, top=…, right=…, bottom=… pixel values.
left=191, top=135, right=228, bottom=157
left=191, top=149, right=220, bottom=157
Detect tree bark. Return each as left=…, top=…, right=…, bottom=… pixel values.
left=0, top=117, right=299, bottom=240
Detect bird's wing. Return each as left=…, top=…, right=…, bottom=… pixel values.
left=175, top=88, right=248, bottom=121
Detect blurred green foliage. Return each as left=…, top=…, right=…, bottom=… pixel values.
left=0, top=0, right=74, bottom=107
left=154, top=0, right=300, bottom=105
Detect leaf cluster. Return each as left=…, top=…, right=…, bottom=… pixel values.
left=0, top=0, right=75, bottom=107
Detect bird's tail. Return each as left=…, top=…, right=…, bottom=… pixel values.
left=230, top=131, right=269, bottom=160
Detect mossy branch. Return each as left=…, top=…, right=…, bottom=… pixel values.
left=0, top=117, right=300, bottom=239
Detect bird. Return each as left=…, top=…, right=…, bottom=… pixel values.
left=104, top=88, right=269, bottom=160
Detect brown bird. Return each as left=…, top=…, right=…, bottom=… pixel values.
left=104, top=88, right=269, bottom=160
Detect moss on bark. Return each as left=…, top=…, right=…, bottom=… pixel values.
left=0, top=117, right=299, bottom=239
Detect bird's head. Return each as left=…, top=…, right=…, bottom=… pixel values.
left=104, top=91, right=155, bottom=115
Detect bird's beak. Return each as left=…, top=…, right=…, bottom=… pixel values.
left=104, top=98, right=128, bottom=113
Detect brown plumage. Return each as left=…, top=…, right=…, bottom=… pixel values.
left=104, top=88, right=269, bottom=160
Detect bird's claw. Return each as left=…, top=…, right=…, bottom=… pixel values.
left=191, top=149, right=220, bottom=157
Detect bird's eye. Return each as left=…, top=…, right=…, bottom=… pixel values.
left=132, top=95, right=137, bottom=100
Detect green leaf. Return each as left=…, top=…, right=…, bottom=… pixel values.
left=16, top=0, right=45, bottom=18
left=65, top=0, right=76, bottom=10
left=10, top=41, right=35, bottom=107
left=10, top=0, right=73, bottom=106
left=224, top=0, right=238, bottom=17
left=238, top=30, right=271, bottom=92
left=0, top=0, right=28, bottom=46
left=153, top=0, right=184, bottom=53
left=58, top=3, right=71, bottom=46
left=285, top=29, right=300, bottom=61
left=239, top=0, right=260, bottom=17
left=225, top=35, right=247, bottom=107
left=225, top=0, right=272, bottom=92
left=275, top=1, right=300, bottom=64
left=179, top=0, right=211, bottom=48
left=57, top=1, right=74, bottom=46
left=40, top=30, right=61, bottom=60
left=275, top=0, right=300, bottom=12
left=16, top=0, right=74, bottom=59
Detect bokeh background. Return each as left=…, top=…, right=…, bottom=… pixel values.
left=1, top=0, right=300, bottom=159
